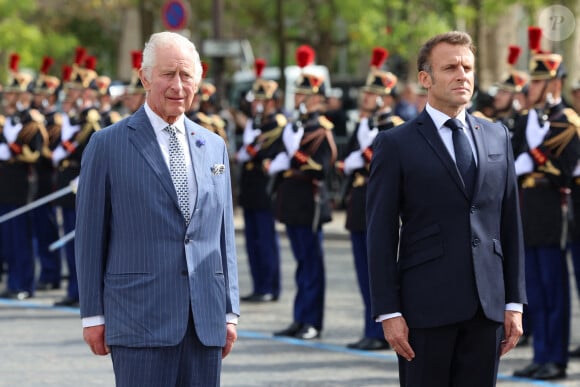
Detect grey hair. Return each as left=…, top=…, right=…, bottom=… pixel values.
left=141, top=31, right=203, bottom=87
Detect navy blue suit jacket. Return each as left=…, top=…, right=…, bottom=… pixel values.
left=75, top=106, right=239, bottom=347
left=366, top=110, right=526, bottom=328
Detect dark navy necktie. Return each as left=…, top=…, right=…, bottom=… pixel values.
left=445, top=118, right=476, bottom=196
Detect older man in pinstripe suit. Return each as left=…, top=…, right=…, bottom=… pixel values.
left=75, top=31, right=239, bottom=387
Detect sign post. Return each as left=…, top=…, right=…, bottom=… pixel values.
left=161, top=0, right=189, bottom=31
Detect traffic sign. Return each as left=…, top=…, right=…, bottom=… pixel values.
left=161, top=0, right=189, bottom=31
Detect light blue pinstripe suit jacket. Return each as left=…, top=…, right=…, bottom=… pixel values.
left=75, top=106, right=239, bottom=348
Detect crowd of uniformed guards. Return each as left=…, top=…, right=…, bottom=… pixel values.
left=2, top=26, right=580, bottom=380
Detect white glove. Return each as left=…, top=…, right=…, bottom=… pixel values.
left=282, top=123, right=303, bottom=156
left=242, top=119, right=261, bottom=146
left=525, top=109, right=549, bottom=149
left=357, top=118, right=378, bottom=149
left=514, top=152, right=534, bottom=176
left=236, top=147, right=251, bottom=163
left=267, top=152, right=290, bottom=175
left=52, top=145, right=68, bottom=167
left=0, top=143, right=11, bottom=161
left=343, top=150, right=365, bottom=175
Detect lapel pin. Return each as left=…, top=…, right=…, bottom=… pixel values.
left=196, top=138, right=206, bottom=147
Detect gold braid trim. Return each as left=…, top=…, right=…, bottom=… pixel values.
left=543, top=110, right=580, bottom=157
left=258, top=126, right=283, bottom=149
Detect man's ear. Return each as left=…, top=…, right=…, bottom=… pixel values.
left=418, top=71, right=431, bottom=89
left=139, top=69, right=151, bottom=91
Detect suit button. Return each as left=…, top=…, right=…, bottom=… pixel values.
left=184, top=237, right=191, bottom=244
left=472, top=238, right=480, bottom=247
left=181, top=270, right=188, bottom=276
left=470, top=206, right=477, bottom=213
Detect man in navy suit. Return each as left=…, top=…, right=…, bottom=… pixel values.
left=366, top=31, right=526, bottom=386
left=75, top=31, right=239, bottom=387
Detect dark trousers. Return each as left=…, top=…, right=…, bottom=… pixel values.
left=351, top=231, right=383, bottom=339
left=399, top=307, right=503, bottom=387
left=525, top=246, right=570, bottom=365
left=61, top=208, right=78, bottom=300
left=110, top=315, right=222, bottom=387
left=286, top=224, right=325, bottom=330
left=0, top=204, right=35, bottom=293
left=32, top=204, right=61, bottom=285
left=243, top=208, right=280, bottom=297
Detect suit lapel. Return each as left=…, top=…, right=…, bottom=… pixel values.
left=185, top=120, right=207, bottom=221
left=466, top=114, right=487, bottom=199
left=416, top=111, right=467, bottom=196
left=127, top=107, right=180, bottom=211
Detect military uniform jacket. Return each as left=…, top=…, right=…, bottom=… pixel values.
left=0, top=110, right=45, bottom=206
left=344, top=111, right=403, bottom=232
left=512, top=103, right=580, bottom=246
left=55, top=107, right=101, bottom=208
left=274, top=112, right=337, bottom=228
left=238, top=113, right=285, bottom=210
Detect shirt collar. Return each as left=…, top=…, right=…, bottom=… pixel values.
left=425, top=103, right=467, bottom=130
left=144, top=102, right=186, bottom=135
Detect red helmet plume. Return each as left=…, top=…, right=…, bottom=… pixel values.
left=370, top=47, right=389, bottom=68
left=255, top=58, right=266, bottom=78
left=528, top=26, right=542, bottom=54
left=296, top=45, right=315, bottom=68
left=507, top=46, right=521, bottom=66
left=9, top=53, right=20, bottom=72
left=40, top=56, right=55, bottom=74
left=74, top=47, right=87, bottom=65
left=131, top=50, right=142, bottom=70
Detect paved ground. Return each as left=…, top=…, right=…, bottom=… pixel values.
left=1, top=208, right=580, bottom=386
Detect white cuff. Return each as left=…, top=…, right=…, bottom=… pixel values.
left=82, top=315, right=105, bottom=328
left=375, top=312, right=402, bottom=322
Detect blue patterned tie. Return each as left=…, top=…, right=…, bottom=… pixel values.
left=165, top=125, right=190, bottom=223
left=446, top=118, right=476, bottom=196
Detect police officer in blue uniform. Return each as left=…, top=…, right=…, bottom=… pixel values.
left=236, top=59, right=285, bottom=302
left=338, top=47, right=403, bottom=350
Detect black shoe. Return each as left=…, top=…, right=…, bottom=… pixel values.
left=532, top=363, right=566, bottom=380
left=347, top=337, right=390, bottom=350
left=0, top=289, right=31, bottom=300
left=36, top=281, right=61, bottom=291
left=54, top=297, right=79, bottom=307
left=294, top=324, right=320, bottom=340
left=569, top=345, right=580, bottom=357
left=241, top=293, right=278, bottom=302
left=513, top=362, right=543, bottom=378
left=273, top=322, right=303, bottom=337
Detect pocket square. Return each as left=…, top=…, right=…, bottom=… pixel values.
left=211, top=164, right=226, bottom=175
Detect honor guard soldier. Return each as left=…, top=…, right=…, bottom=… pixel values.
left=52, top=48, right=101, bottom=307
left=492, top=45, right=529, bottom=136
left=235, top=58, right=284, bottom=302
left=186, top=62, right=228, bottom=144
left=336, top=47, right=402, bottom=350
left=512, top=26, right=580, bottom=381
left=122, top=50, right=147, bottom=115
left=30, top=56, right=63, bottom=291
left=267, top=45, right=338, bottom=340
left=0, top=53, right=47, bottom=299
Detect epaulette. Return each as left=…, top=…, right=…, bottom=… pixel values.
left=563, top=108, right=580, bottom=128
left=211, top=114, right=225, bottom=128
left=109, top=111, right=122, bottom=125
left=196, top=112, right=213, bottom=126
left=521, top=109, right=529, bottom=115
left=472, top=110, right=493, bottom=122
left=392, top=115, right=405, bottom=127
left=318, top=115, right=334, bottom=130
left=275, top=113, right=287, bottom=128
